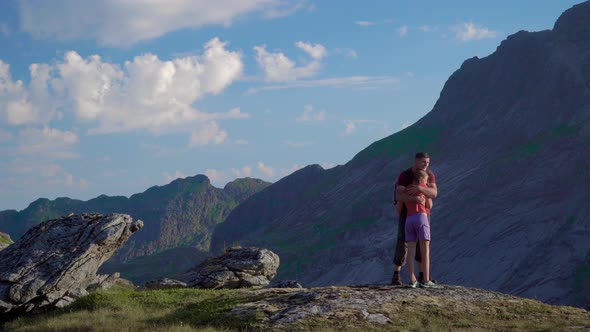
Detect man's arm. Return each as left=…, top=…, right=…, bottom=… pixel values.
left=406, top=183, right=438, bottom=199
left=396, top=185, right=425, bottom=204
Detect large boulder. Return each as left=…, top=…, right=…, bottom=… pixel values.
left=0, top=231, right=12, bottom=251
left=180, top=247, right=279, bottom=289
left=0, top=213, right=143, bottom=314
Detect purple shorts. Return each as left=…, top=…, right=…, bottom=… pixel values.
left=405, top=213, right=431, bottom=242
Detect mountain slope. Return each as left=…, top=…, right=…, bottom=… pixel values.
left=210, top=1, right=590, bottom=309
left=0, top=176, right=270, bottom=282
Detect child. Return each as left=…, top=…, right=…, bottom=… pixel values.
left=404, top=170, right=439, bottom=288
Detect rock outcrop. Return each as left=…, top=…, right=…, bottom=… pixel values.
left=0, top=232, right=12, bottom=251
left=0, top=213, right=143, bottom=314
left=143, top=278, right=187, bottom=290
left=180, top=247, right=279, bottom=289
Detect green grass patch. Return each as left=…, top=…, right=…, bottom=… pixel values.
left=3, top=287, right=260, bottom=332
left=0, top=234, right=13, bottom=245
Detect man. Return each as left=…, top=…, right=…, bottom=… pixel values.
left=391, top=152, right=438, bottom=285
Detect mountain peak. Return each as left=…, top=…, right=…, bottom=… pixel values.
left=553, top=0, right=590, bottom=44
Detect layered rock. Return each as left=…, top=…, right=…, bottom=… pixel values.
left=180, top=247, right=279, bottom=289
left=0, top=213, right=143, bottom=314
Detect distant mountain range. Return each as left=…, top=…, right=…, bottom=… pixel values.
left=210, top=1, right=590, bottom=309
left=1, top=1, right=589, bottom=310
left=0, top=176, right=270, bottom=282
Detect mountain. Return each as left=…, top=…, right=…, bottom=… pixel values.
left=210, top=1, right=590, bottom=309
left=0, top=176, right=270, bottom=282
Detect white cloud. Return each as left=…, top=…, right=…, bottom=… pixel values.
left=452, top=22, right=497, bottom=42
left=231, top=165, right=253, bottom=177
left=295, top=41, right=327, bottom=60
left=397, top=25, right=408, bottom=37
left=163, top=170, right=187, bottom=183
left=246, top=75, right=399, bottom=93
left=0, top=38, right=247, bottom=140
left=296, top=104, right=325, bottom=123
left=18, top=0, right=299, bottom=47
left=254, top=41, right=326, bottom=82
left=264, top=1, right=312, bottom=19
left=204, top=168, right=227, bottom=184
left=0, top=61, right=58, bottom=125
left=257, top=161, right=275, bottom=178
left=355, top=21, right=375, bottom=27
left=189, top=121, right=228, bottom=147
left=17, top=127, right=78, bottom=159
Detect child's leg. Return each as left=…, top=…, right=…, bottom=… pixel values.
left=406, top=241, right=417, bottom=282
left=419, top=240, right=430, bottom=282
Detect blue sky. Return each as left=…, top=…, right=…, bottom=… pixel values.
left=0, top=0, right=582, bottom=211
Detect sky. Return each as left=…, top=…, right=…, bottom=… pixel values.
left=0, top=0, right=582, bottom=211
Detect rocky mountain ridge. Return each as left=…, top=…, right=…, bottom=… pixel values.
left=210, top=1, right=590, bottom=309
left=0, top=176, right=270, bottom=283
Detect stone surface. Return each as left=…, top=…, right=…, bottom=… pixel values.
left=270, top=280, right=303, bottom=289
left=0, top=213, right=143, bottom=314
left=180, top=247, right=279, bottom=289
left=226, top=284, right=590, bottom=329
left=143, top=278, right=187, bottom=290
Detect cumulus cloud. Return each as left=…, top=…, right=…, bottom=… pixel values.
left=418, top=25, right=437, bottom=32
left=296, top=104, right=325, bottom=123
left=257, top=161, right=275, bottom=178
left=0, top=61, right=59, bottom=125
left=0, top=38, right=247, bottom=143
left=452, top=22, right=497, bottom=42
left=254, top=41, right=326, bottom=82
left=397, top=25, right=408, bottom=37
left=18, top=0, right=301, bottom=47
left=189, top=121, right=228, bottom=147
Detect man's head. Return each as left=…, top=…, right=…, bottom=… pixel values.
left=413, top=152, right=430, bottom=171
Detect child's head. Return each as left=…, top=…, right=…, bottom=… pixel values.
left=413, top=170, right=428, bottom=184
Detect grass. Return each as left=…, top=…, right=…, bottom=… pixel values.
left=3, top=285, right=590, bottom=332
left=3, top=284, right=261, bottom=332
left=0, top=233, right=12, bottom=245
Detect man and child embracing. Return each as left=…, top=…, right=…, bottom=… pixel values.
left=391, top=152, right=442, bottom=288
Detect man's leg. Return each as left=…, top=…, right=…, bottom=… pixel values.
left=392, top=211, right=407, bottom=285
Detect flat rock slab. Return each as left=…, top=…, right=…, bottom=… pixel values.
left=226, top=285, right=590, bottom=329
left=0, top=213, right=143, bottom=314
